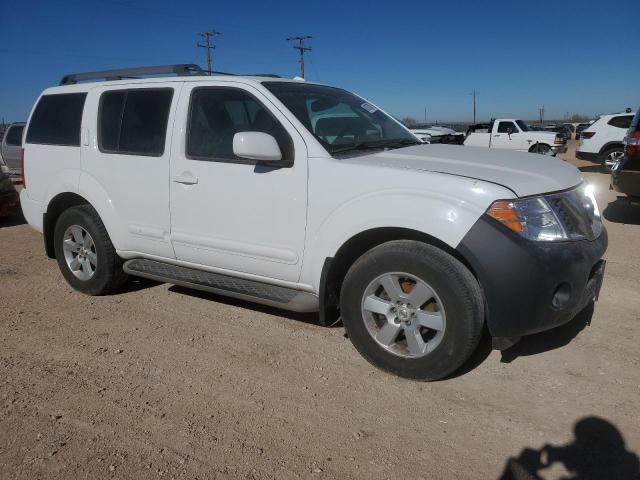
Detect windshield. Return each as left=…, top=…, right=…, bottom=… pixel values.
left=516, top=120, right=530, bottom=132
left=263, top=82, right=419, bottom=155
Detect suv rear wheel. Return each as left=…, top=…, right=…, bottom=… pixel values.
left=340, top=240, right=484, bottom=381
left=53, top=205, right=128, bottom=295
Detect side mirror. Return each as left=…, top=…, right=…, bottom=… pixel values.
left=233, top=132, right=282, bottom=162
left=507, top=128, right=515, bottom=136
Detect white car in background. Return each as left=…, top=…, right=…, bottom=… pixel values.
left=577, top=112, right=635, bottom=172
left=0, top=122, right=25, bottom=174
left=464, top=119, right=567, bottom=156
left=410, top=126, right=464, bottom=144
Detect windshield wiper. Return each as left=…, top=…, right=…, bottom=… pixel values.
left=331, top=138, right=422, bottom=154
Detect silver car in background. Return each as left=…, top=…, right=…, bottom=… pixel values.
left=1, top=122, right=25, bottom=174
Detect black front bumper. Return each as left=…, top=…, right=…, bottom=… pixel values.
left=457, top=216, right=607, bottom=339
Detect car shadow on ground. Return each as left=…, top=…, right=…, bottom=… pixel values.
left=577, top=165, right=603, bottom=173
left=441, top=326, right=493, bottom=380
left=499, top=416, right=640, bottom=480
left=167, top=285, right=322, bottom=327
left=499, top=303, right=593, bottom=364
left=0, top=210, right=26, bottom=228
left=603, top=196, right=640, bottom=225
left=120, top=276, right=164, bottom=293
left=119, top=277, right=595, bottom=377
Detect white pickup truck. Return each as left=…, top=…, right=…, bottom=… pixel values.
left=464, top=119, right=567, bottom=156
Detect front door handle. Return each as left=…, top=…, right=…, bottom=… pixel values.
left=172, top=173, right=199, bottom=185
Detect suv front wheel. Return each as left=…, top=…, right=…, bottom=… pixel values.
left=53, top=205, right=128, bottom=295
left=601, top=146, right=624, bottom=173
left=340, top=240, right=484, bottom=381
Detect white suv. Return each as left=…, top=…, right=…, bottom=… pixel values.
left=20, top=64, right=607, bottom=380
left=577, top=112, right=635, bottom=172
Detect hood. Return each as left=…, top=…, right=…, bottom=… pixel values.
left=343, top=144, right=583, bottom=197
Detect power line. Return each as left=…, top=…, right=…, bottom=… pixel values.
left=286, top=35, right=312, bottom=78
left=198, top=31, right=220, bottom=75
left=470, top=90, right=479, bottom=123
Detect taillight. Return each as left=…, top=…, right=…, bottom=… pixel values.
left=554, top=135, right=564, bottom=145
left=624, top=131, right=640, bottom=158
left=20, top=148, right=25, bottom=188
left=581, top=131, right=596, bottom=139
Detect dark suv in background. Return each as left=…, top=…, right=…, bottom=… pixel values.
left=611, top=107, right=640, bottom=201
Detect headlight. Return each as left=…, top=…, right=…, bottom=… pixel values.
left=487, top=184, right=602, bottom=242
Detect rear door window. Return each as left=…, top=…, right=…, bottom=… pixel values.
left=26, top=93, right=87, bottom=146
left=5, top=125, right=24, bottom=146
left=99, top=89, right=173, bottom=156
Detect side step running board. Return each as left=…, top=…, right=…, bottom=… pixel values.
left=123, top=258, right=319, bottom=313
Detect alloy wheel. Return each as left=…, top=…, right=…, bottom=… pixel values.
left=361, top=272, right=446, bottom=358
left=62, top=225, right=98, bottom=281
left=605, top=150, right=624, bottom=170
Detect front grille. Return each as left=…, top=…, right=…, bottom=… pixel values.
left=546, top=188, right=602, bottom=241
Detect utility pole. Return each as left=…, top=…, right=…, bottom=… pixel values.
left=470, top=90, right=478, bottom=123
left=538, top=105, right=545, bottom=124
left=286, top=35, right=312, bottom=78
left=198, top=31, right=220, bottom=75
left=424, top=106, right=427, bottom=123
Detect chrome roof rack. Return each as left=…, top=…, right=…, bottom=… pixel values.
left=210, top=70, right=281, bottom=78
left=60, top=64, right=205, bottom=85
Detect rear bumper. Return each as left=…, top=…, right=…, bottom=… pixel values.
left=457, top=216, right=608, bottom=339
left=576, top=150, right=600, bottom=162
left=19, top=189, right=44, bottom=231
left=551, top=144, right=568, bottom=155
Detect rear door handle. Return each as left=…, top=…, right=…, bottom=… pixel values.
left=172, top=173, right=198, bottom=185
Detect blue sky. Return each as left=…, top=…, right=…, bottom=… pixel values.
left=1, top=0, right=638, bottom=123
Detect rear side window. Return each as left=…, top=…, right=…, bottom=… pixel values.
left=99, top=89, right=173, bottom=156
left=608, top=115, right=633, bottom=129
left=26, top=93, right=86, bottom=146
left=5, top=125, right=24, bottom=146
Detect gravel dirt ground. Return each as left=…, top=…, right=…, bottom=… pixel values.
left=1, top=140, right=639, bottom=479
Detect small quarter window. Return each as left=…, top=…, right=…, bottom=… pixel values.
left=99, top=89, right=173, bottom=156
left=608, top=115, right=633, bottom=129
left=26, top=93, right=86, bottom=146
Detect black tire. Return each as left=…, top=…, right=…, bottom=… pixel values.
left=340, top=240, right=484, bottom=381
left=529, top=143, right=551, bottom=155
left=600, top=146, right=624, bottom=173
left=53, top=205, right=128, bottom=295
